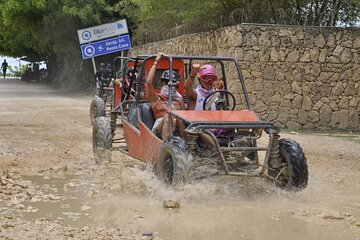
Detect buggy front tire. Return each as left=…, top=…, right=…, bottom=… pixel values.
left=92, top=117, right=112, bottom=164
left=155, top=137, right=192, bottom=185
left=268, top=139, right=308, bottom=190
left=90, top=96, right=106, bottom=125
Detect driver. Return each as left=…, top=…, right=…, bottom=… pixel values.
left=114, top=66, right=139, bottom=107
left=95, top=62, right=106, bottom=95
left=102, top=63, right=113, bottom=87
left=185, top=63, right=227, bottom=148
left=123, top=66, right=139, bottom=98
left=185, top=64, right=219, bottom=110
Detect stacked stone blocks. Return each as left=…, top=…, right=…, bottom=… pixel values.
left=131, top=24, right=360, bottom=130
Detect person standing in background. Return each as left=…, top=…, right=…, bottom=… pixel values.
left=33, top=62, right=40, bottom=82
left=1, top=59, right=8, bottom=78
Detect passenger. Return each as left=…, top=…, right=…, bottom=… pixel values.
left=145, top=52, right=185, bottom=141
left=114, top=66, right=139, bottom=107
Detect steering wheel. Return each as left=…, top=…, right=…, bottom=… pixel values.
left=202, top=90, right=236, bottom=111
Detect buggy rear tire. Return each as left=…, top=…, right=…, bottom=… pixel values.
left=90, top=96, right=106, bottom=125
left=155, top=137, right=192, bottom=185
left=92, top=117, right=112, bottom=164
left=268, top=139, right=308, bottom=190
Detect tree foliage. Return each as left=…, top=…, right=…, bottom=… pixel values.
left=135, top=0, right=360, bottom=43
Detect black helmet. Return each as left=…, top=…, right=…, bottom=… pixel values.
left=161, top=70, right=180, bottom=82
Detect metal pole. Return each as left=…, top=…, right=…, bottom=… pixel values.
left=91, top=58, right=97, bottom=74
left=120, top=51, right=123, bottom=71
left=18, top=59, right=21, bottom=79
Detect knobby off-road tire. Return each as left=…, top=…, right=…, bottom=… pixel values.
left=92, top=117, right=112, bottom=164
left=268, top=138, right=308, bottom=190
left=155, top=137, right=192, bottom=185
left=90, top=96, right=106, bottom=125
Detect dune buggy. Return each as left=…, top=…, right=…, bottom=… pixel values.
left=92, top=54, right=308, bottom=190
left=89, top=68, right=113, bottom=125
left=89, top=58, right=141, bottom=125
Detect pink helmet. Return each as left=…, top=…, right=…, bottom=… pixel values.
left=198, top=64, right=218, bottom=83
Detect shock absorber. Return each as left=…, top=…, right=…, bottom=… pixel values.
left=269, top=130, right=281, bottom=168
left=186, top=129, right=198, bottom=154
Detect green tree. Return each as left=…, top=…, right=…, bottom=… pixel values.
left=294, top=0, right=360, bottom=26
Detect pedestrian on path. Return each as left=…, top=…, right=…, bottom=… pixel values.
left=1, top=59, right=8, bottom=78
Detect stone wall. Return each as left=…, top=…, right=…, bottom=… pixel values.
left=130, top=24, right=360, bottom=131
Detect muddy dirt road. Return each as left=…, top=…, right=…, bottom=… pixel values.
left=0, top=78, right=359, bottom=240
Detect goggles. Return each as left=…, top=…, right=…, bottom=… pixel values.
left=128, top=72, right=138, bottom=78
left=200, top=74, right=217, bottom=83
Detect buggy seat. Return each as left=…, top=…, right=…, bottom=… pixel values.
left=127, top=102, right=155, bottom=130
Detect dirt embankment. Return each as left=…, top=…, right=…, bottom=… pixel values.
left=0, top=78, right=359, bottom=240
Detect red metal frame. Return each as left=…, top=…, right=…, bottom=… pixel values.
left=122, top=118, right=163, bottom=163
left=171, top=110, right=259, bottom=123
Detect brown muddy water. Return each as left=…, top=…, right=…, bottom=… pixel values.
left=21, top=162, right=360, bottom=240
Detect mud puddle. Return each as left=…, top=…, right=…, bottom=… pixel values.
left=1, top=161, right=358, bottom=240
left=19, top=175, right=95, bottom=227
left=87, top=168, right=359, bottom=240
left=29, top=161, right=357, bottom=240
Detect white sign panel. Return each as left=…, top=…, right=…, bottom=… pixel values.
left=77, top=19, right=129, bottom=44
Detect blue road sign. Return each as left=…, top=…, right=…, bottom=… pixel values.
left=80, top=35, right=132, bottom=59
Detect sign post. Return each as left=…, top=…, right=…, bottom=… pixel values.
left=77, top=19, right=131, bottom=73
left=91, top=58, right=97, bottom=74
